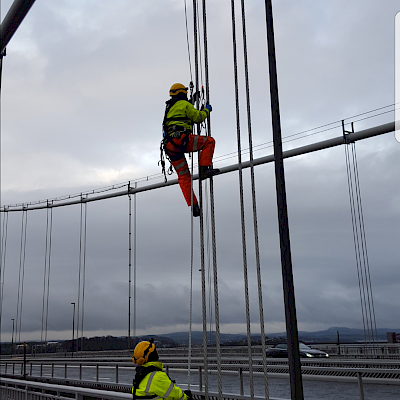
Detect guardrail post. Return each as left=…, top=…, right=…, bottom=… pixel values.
left=116, top=365, right=119, bottom=383
left=52, top=363, right=54, bottom=378
left=65, top=363, right=67, bottom=379
left=96, top=364, right=99, bottom=381
left=357, top=372, right=365, bottom=400
left=30, top=363, right=33, bottom=376
left=79, top=364, right=82, bottom=380
left=40, top=363, right=43, bottom=377
left=5, top=363, right=7, bottom=374
left=238, top=368, right=244, bottom=396
left=198, top=366, right=202, bottom=392
left=12, top=363, right=15, bottom=374
left=20, top=363, right=23, bottom=376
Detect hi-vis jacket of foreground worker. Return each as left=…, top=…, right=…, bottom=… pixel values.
left=132, top=361, right=189, bottom=400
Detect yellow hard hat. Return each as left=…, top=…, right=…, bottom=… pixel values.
left=132, top=341, right=156, bottom=365
left=170, top=83, right=188, bottom=96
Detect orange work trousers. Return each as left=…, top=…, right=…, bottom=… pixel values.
left=165, top=133, right=215, bottom=207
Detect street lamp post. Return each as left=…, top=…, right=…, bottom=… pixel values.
left=71, top=303, right=75, bottom=357
left=11, top=319, right=15, bottom=357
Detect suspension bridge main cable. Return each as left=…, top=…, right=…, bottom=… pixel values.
left=0, top=122, right=394, bottom=214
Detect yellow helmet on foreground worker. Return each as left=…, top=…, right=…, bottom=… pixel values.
left=132, top=340, right=157, bottom=366
left=169, top=83, right=188, bottom=96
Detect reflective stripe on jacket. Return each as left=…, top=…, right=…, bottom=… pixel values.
left=166, top=100, right=209, bottom=133
left=133, top=362, right=187, bottom=400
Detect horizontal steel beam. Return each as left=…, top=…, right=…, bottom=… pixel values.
left=1, top=121, right=395, bottom=212
left=0, top=0, right=36, bottom=55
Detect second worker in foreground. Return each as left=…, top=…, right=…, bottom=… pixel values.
left=163, top=83, right=219, bottom=217
left=132, top=339, right=192, bottom=400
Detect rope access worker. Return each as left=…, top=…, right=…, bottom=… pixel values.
left=132, top=339, right=192, bottom=400
left=162, top=83, right=219, bottom=217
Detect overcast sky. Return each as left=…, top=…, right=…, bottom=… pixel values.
left=0, top=0, right=399, bottom=343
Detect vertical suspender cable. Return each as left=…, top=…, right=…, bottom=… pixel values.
left=80, top=200, right=87, bottom=352
left=239, top=0, right=269, bottom=396
left=193, top=1, right=209, bottom=398
left=76, top=200, right=83, bottom=351
left=44, top=204, right=53, bottom=348
left=229, top=0, right=254, bottom=398
left=16, top=208, right=28, bottom=343
left=0, top=209, right=9, bottom=346
left=41, top=204, right=53, bottom=351
left=184, top=0, right=193, bottom=83
left=344, top=133, right=378, bottom=350
left=201, top=1, right=222, bottom=398
left=344, top=141, right=369, bottom=344
left=76, top=198, right=88, bottom=353
left=350, top=144, right=378, bottom=345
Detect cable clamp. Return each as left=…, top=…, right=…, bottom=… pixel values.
left=342, top=120, right=354, bottom=144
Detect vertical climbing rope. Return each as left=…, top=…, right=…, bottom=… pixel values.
left=239, top=0, right=269, bottom=396
left=229, top=1, right=254, bottom=397
left=128, top=187, right=132, bottom=350
left=133, top=182, right=137, bottom=342
left=188, top=156, right=194, bottom=390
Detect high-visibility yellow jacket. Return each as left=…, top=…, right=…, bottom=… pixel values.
left=133, top=361, right=188, bottom=400
left=165, top=100, right=209, bottom=134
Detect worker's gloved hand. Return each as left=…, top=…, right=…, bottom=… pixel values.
left=184, top=389, right=193, bottom=399
left=205, top=104, right=212, bottom=113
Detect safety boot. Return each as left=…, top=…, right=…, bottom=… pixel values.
left=199, top=166, right=220, bottom=181
left=193, top=203, right=201, bottom=217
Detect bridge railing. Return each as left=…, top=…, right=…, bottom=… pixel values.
left=0, top=376, right=284, bottom=400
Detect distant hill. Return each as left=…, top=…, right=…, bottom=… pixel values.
left=161, top=331, right=247, bottom=346
left=160, top=327, right=400, bottom=345
left=268, top=327, right=399, bottom=343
